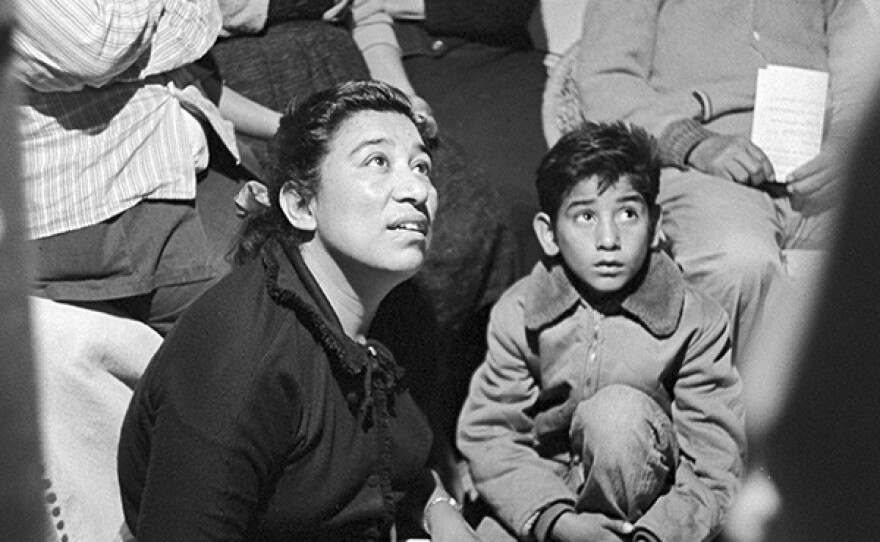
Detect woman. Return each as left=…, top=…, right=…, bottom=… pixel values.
left=117, top=80, right=480, bottom=542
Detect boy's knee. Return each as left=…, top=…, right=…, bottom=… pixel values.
left=570, top=385, right=675, bottom=465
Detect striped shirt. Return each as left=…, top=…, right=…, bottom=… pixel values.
left=15, top=0, right=238, bottom=239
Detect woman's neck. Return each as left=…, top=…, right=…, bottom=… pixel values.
left=299, top=243, right=393, bottom=342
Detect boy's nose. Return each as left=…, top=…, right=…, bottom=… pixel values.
left=596, top=220, right=620, bottom=250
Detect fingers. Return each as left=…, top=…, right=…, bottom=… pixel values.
left=692, top=135, right=774, bottom=185
left=787, top=176, right=843, bottom=213
left=727, top=140, right=774, bottom=185
left=743, top=142, right=776, bottom=183
left=409, top=95, right=439, bottom=139
left=606, top=519, right=635, bottom=536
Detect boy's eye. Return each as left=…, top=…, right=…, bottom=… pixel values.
left=576, top=212, right=596, bottom=223
left=620, top=208, right=639, bottom=221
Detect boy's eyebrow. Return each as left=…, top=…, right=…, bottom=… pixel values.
left=615, top=193, right=647, bottom=205
left=566, top=198, right=598, bottom=208
left=563, top=197, right=597, bottom=210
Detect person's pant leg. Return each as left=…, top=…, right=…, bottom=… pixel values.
left=569, top=385, right=677, bottom=522
left=658, top=169, right=790, bottom=361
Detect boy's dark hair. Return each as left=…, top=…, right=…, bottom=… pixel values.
left=536, top=121, right=661, bottom=220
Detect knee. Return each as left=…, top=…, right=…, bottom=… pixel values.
left=692, top=232, right=785, bottom=294
left=571, top=385, right=675, bottom=467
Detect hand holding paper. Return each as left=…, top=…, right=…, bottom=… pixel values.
left=750, top=65, right=829, bottom=183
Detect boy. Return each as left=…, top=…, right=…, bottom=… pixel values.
left=457, top=122, right=745, bottom=542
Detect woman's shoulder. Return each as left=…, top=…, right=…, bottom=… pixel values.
left=151, top=259, right=312, bottom=387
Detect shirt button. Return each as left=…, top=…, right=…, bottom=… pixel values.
left=367, top=475, right=379, bottom=487
left=753, top=30, right=760, bottom=41
left=430, top=39, right=445, bottom=52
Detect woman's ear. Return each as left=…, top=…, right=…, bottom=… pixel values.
left=533, top=212, right=560, bottom=258
left=279, top=182, right=317, bottom=232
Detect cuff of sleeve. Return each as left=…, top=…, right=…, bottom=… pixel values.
left=691, top=90, right=712, bottom=122
left=658, top=118, right=715, bottom=167
left=533, top=503, right=575, bottom=542
left=632, top=526, right=662, bottom=542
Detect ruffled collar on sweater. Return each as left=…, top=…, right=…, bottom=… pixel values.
left=261, top=237, right=404, bottom=425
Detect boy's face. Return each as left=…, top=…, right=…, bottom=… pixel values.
left=533, top=175, right=661, bottom=296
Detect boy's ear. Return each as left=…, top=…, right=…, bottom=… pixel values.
left=533, top=212, right=560, bottom=258
left=279, top=181, right=316, bottom=232
left=650, top=205, right=663, bottom=250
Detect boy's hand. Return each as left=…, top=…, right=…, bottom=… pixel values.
left=551, top=511, right=634, bottom=542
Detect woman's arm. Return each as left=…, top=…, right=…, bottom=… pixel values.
left=351, top=0, right=438, bottom=137
left=217, top=85, right=283, bottom=140
left=422, top=470, right=481, bottom=542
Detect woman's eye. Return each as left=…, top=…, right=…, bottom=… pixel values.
left=367, top=155, right=388, bottom=168
left=412, top=160, right=432, bottom=176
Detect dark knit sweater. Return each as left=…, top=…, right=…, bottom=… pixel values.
left=118, top=237, right=434, bottom=541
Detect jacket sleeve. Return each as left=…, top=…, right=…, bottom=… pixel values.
left=573, top=0, right=702, bottom=138
left=14, top=0, right=221, bottom=92
left=456, top=290, right=575, bottom=539
left=636, top=293, right=746, bottom=542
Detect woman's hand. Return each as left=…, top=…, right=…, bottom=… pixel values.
left=409, top=94, right=439, bottom=140
left=425, top=470, right=481, bottom=541
left=428, top=504, right=482, bottom=542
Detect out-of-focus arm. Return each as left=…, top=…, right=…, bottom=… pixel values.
left=351, top=0, right=415, bottom=93
left=823, top=0, right=880, bottom=150
left=14, top=0, right=221, bottom=92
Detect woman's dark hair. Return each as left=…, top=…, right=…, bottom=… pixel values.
left=234, top=80, right=430, bottom=262
left=536, top=121, right=661, bottom=222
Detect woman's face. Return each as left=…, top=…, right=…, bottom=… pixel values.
left=307, top=110, right=437, bottom=281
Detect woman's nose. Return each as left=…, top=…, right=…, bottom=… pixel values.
left=395, top=168, right=433, bottom=205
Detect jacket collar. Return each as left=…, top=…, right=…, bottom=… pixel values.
left=523, top=250, right=685, bottom=338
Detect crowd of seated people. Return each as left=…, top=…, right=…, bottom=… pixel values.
left=10, top=0, right=879, bottom=540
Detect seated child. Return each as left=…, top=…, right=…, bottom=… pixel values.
left=457, top=122, right=746, bottom=542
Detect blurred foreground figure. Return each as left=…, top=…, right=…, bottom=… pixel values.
left=724, top=78, right=880, bottom=541
left=0, top=0, right=45, bottom=539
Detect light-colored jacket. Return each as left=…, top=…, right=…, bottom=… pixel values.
left=457, top=251, right=745, bottom=542
left=574, top=0, right=879, bottom=166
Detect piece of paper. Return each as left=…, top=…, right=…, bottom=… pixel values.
left=750, top=65, right=829, bottom=182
